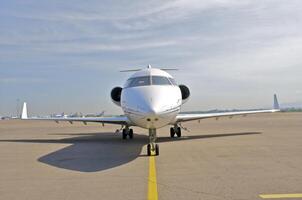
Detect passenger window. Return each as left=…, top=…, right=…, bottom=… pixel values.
left=152, top=76, right=171, bottom=85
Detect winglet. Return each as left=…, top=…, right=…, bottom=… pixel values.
left=273, top=94, right=280, bottom=110
left=21, top=102, right=28, bottom=119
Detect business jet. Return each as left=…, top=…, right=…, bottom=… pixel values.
left=21, top=65, right=280, bottom=156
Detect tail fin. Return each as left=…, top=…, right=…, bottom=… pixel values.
left=273, top=94, right=280, bottom=110
left=21, top=102, right=28, bottom=119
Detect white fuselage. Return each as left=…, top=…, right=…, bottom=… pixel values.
left=119, top=68, right=183, bottom=129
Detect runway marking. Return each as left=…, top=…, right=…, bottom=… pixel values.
left=260, top=193, right=302, bottom=199
left=148, top=156, right=158, bottom=200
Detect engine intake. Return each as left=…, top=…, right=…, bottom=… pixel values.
left=179, top=85, right=190, bottom=103
left=111, top=87, right=122, bottom=106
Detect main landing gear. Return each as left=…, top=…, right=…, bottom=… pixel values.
left=122, top=127, right=134, bottom=139
left=170, top=125, right=181, bottom=138
left=147, top=129, right=159, bottom=156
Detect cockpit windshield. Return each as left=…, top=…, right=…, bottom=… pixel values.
left=124, top=76, right=177, bottom=88
left=125, top=76, right=150, bottom=88
left=152, top=76, right=171, bottom=85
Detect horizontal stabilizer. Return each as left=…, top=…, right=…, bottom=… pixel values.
left=120, top=65, right=179, bottom=72
left=160, top=68, right=179, bottom=71
left=120, top=69, right=141, bottom=72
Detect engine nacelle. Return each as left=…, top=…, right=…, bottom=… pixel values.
left=179, top=85, right=190, bottom=104
left=111, top=87, right=122, bottom=106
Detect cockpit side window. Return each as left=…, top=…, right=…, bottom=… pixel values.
left=152, top=76, right=171, bottom=85
left=168, top=78, right=177, bottom=85
left=124, top=79, right=133, bottom=88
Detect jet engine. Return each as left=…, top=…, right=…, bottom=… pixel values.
left=111, top=87, right=122, bottom=106
left=179, top=85, right=190, bottom=104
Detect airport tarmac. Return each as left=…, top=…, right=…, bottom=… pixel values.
left=0, top=112, right=302, bottom=200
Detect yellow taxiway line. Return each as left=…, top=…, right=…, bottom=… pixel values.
left=260, top=193, right=302, bottom=199
left=148, top=155, right=158, bottom=200
left=146, top=154, right=302, bottom=200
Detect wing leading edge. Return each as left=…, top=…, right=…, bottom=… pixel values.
left=175, top=94, right=280, bottom=123
left=21, top=103, right=131, bottom=126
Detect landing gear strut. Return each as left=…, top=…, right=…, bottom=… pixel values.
left=147, top=129, right=159, bottom=156
left=122, top=127, right=134, bottom=139
left=170, top=125, right=181, bottom=138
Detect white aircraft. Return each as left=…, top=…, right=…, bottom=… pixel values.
left=21, top=65, right=280, bottom=156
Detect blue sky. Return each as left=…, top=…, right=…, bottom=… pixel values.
left=1, top=0, right=302, bottom=116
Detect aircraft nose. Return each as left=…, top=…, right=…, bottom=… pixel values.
left=144, top=108, right=160, bottom=123
left=143, top=97, right=164, bottom=120
left=144, top=102, right=159, bottom=115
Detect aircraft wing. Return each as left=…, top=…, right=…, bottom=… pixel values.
left=21, top=103, right=131, bottom=126
left=175, top=94, right=280, bottom=123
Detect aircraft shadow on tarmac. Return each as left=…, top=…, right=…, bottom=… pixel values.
left=0, top=131, right=261, bottom=172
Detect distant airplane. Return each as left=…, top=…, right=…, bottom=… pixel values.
left=53, top=113, right=68, bottom=118
left=21, top=65, right=280, bottom=156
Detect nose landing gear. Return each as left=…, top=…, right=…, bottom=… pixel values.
left=170, top=125, right=181, bottom=138
left=122, top=127, right=134, bottom=139
left=147, top=129, right=159, bottom=156
left=147, top=143, right=159, bottom=156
